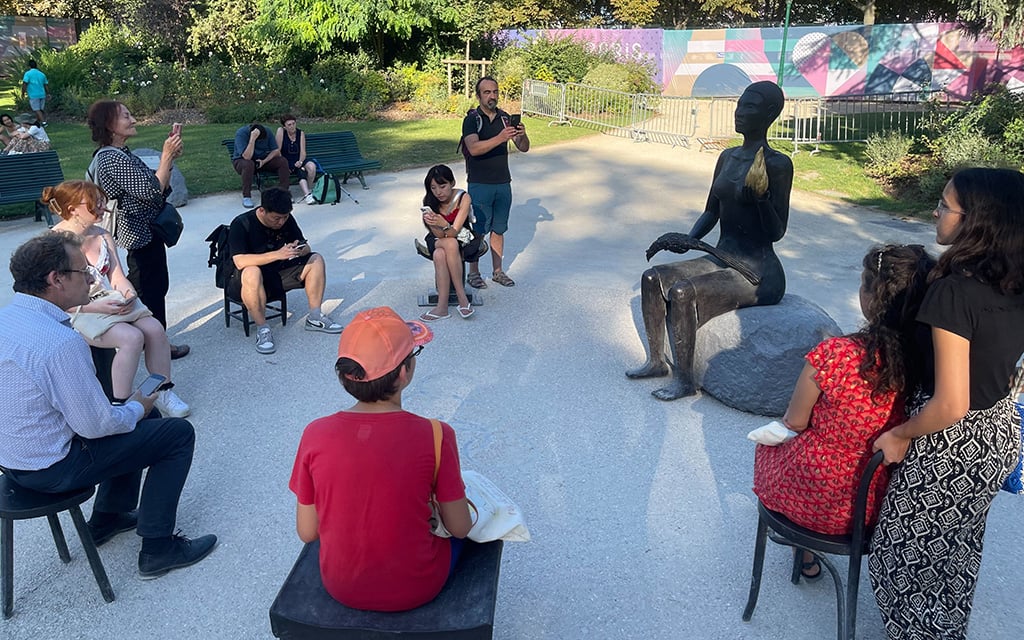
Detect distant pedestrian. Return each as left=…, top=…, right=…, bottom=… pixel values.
left=21, top=60, right=48, bottom=126
left=460, top=76, right=529, bottom=289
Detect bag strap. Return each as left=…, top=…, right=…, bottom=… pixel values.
left=429, top=419, right=442, bottom=486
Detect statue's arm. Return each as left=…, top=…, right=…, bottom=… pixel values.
left=750, top=153, right=793, bottom=242
left=689, top=152, right=728, bottom=240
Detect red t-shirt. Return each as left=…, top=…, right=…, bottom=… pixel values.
left=290, top=411, right=465, bottom=611
left=753, top=336, right=903, bottom=535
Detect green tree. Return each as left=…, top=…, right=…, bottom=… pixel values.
left=959, top=0, right=1024, bottom=45
left=611, top=0, right=660, bottom=26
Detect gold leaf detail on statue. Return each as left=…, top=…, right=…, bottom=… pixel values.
left=744, top=147, right=769, bottom=197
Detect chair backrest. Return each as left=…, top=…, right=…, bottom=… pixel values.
left=849, top=450, right=886, bottom=551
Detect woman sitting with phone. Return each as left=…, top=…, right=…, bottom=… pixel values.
left=45, top=180, right=190, bottom=418
left=418, top=164, right=484, bottom=321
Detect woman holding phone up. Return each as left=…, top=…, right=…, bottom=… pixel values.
left=86, top=100, right=189, bottom=359
left=46, top=180, right=190, bottom=418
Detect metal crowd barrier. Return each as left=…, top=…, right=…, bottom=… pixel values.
left=521, top=79, right=958, bottom=153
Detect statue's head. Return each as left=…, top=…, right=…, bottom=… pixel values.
left=735, top=81, right=785, bottom=134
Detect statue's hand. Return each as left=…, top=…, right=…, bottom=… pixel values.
left=646, top=232, right=695, bottom=261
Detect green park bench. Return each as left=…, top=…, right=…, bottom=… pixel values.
left=0, top=150, right=65, bottom=225
left=221, top=131, right=382, bottom=191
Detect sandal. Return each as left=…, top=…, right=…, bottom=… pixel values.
left=467, top=272, right=487, bottom=289
left=491, top=270, right=515, bottom=287
left=458, top=306, right=475, bottom=319
left=797, top=550, right=823, bottom=582
left=419, top=311, right=450, bottom=322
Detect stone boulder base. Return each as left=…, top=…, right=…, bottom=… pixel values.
left=132, top=147, right=189, bottom=207
left=694, top=295, right=842, bottom=417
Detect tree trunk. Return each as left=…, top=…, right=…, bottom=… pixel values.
left=863, top=0, right=875, bottom=25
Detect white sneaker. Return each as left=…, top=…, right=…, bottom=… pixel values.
left=304, top=192, right=316, bottom=205
left=256, top=326, right=276, bottom=354
left=155, top=389, right=191, bottom=418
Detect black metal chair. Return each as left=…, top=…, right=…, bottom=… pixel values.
left=224, top=289, right=290, bottom=337
left=0, top=476, right=115, bottom=618
left=742, top=450, right=886, bottom=640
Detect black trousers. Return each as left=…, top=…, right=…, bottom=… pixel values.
left=126, top=238, right=169, bottom=327
left=4, top=417, right=195, bottom=539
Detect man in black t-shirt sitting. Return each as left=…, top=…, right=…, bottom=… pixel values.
left=227, top=187, right=343, bottom=354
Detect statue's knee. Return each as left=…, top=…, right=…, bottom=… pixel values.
left=668, top=281, right=696, bottom=304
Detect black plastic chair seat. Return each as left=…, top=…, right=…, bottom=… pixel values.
left=270, top=539, right=503, bottom=639
left=757, top=502, right=874, bottom=557
left=224, top=289, right=290, bottom=337
left=0, top=475, right=115, bottom=618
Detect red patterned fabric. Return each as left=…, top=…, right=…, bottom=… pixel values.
left=753, top=336, right=904, bottom=535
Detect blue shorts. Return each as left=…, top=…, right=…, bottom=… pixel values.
left=468, top=183, right=512, bottom=236
left=29, top=97, right=45, bottom=111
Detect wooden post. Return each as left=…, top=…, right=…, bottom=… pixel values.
left=447, top=63, right=453, bottom=97
left=464, top=39, right=471, bottom=98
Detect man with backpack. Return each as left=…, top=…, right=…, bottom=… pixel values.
left=459, top=77, right=529, bottom=289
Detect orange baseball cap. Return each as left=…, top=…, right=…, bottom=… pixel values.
left=337, top=307, right=432, bottom=381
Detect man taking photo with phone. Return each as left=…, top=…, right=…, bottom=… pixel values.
left=459, top=76, right=529, bottom=289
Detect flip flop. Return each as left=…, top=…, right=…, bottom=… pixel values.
left=491, top=270, right=515, bottom=287
left=458, top=306, right=475, bottom=319
left=419, top=311, right=450, bottom=322
left=467, top=272, right=487, bottom=289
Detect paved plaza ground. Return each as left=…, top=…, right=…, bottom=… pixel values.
left=0, top=133, right=1021, bottom=639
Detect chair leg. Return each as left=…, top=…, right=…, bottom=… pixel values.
left=224, top=291, right=231, bottom=329
left=790, top=546, right=803, bottom=585
left=845, top=551, right=863, bottom=640
left=280, top=295, right=288, bottom=326
left=67, top=507, right=114, bottom=604
left=814, top=553, right=847, bottom=640
left=742, top=516, right=768, bottom=622
left=45, top=514, right=71, bottom=563
left=241, top=304, right=251, bottom=337
left=2, top=517, right=12, bottom=618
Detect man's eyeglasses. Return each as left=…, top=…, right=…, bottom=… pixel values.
left=410, top=345, right=424, bottom=359
left=62, top=268, right=95, bottom=282
left=935, top=201, right=966, bottom=216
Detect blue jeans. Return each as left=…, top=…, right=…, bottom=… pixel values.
left=4, top=417, right=195, bottom=539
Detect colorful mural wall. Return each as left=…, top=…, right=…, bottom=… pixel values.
left=0, top=16, right=76, bottom=60
left=505, top=23, right=1024, bottom=99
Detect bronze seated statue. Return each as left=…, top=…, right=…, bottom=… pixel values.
left=626, top=81, right=795, bottom=401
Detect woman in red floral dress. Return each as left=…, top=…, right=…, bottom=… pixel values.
left=753, top=244, right=934, bottom=578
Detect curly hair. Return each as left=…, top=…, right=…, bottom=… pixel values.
left=931, top=168, right=1024, bottom=295
left=854, top=244, right=936, bottom=399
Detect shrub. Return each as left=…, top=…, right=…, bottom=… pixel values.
left=206, top=101, right=290, bottom=124
left=520, top=35, right=607, bottom=84
left=583, top=63, right=632, bottom=92
left=864, top=131, right=914, bottom=169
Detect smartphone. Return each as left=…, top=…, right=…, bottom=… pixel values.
left=136, top=373, right=166, bottom=397
left=120, top=294, right=137, bottom=307
left=510, top=114, right=522, bottom=127
left=500, top=114, right=510, bottom=128
left=420, top=206, right=432, bottom=214
left=294, top=242, right=308, bottom=250
left=169, top=122, right=182, bottom=138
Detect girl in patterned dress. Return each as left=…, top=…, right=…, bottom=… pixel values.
left=870, top=168, right=1024, bottom=639
left=754, top=244, right=934, bottom=579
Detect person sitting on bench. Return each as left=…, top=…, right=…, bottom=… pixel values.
left=289, top=306, right=473, bottom=611
left=419, top=164, right=482, bottom=321
left=228, top=187, right=342, bottom=355
left=232, top=122, right=290, bottom=208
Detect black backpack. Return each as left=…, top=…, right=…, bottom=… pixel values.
left=205, top=224, right=233, bottom=289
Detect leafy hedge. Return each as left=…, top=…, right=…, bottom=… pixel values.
left=864, top=86, right=1024, bottom=206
